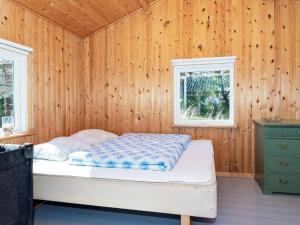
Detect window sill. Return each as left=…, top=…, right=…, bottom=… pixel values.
left=0, top=131, right=35, bottom=141
left=172, top=124, right=239, bottom=129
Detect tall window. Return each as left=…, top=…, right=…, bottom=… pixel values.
left=172, top=56, right=237, bottom=127
left=0, top=38, right=33, bottom=134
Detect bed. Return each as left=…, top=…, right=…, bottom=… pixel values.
left=33, top=140, right=217, bottom=225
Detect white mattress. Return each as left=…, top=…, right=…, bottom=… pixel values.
left=33, top=140, right=215, bottom=185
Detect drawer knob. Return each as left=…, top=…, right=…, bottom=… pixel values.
left=279, top=179, right=289, bottom=185
left=279, top=161, right=289, bottom=167
left=278, top=144, right=288, bottom=150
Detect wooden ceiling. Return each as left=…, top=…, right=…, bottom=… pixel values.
left=10, top=0, right=155, bottom=37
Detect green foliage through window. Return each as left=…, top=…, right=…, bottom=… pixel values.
left=0, top=59, right=14, bottom=128
left=180, top=70, right=230, bottom=120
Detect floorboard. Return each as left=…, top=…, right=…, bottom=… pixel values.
left=34, top=177, right=300, bottom=225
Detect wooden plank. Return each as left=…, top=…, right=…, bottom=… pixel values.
left=9, top=0, right=156, bottom=36
left=137, top=0, right=151, bottom=13
left=296, top=1, right=300, bottom=120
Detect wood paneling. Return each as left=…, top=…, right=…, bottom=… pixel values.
left=0, top=0, right=84, bottom=144
left=10, top=0, right=156, bottom=37
left=137, top=0, right=151, bottom=13
left=1, top=0, right=299, bottom=174
left=83, top=0, right=300, bottom=173
left=275, top=0, right=300, bottom=120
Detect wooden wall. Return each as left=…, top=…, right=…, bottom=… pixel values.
left=275, top=0, right=300, bottom=120
left=83, top=0, right=300, bottom=174
left=0, top=0, right=299, bottom=174
left=0, top=0, right=84, bottom=144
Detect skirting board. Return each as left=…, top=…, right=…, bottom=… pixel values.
left=216, top=172, right=254, bottom=179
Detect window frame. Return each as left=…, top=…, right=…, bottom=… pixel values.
left=0, top=38, right=33, bottom=133
left=172, top=56, right=237, bottom=128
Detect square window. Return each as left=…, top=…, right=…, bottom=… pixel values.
left=172, top=56, right=237, bottom=127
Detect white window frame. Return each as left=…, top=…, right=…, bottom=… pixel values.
left=172, top=56, right=237, bottom=127
left=0, top=38, right=33, bottom=133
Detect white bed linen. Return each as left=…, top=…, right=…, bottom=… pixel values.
left=33, top=140, right=214, bottom=185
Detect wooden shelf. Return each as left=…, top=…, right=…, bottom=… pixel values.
left=0, top=131, right=35, bottom=141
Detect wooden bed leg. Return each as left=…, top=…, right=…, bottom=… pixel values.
left=181, top=215, right=191, bottom=225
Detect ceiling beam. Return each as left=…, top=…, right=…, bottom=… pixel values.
left=137, top=0, right=151, bottom=13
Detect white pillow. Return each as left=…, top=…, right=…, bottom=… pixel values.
left=34, top=137, right=89, bottom=161
left=70, top=129, right=118, bottom=145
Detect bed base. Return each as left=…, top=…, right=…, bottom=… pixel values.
left=33, top=174, right=217, bottom=224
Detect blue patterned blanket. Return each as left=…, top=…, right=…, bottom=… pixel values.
left=68, top=133, right=191, bottom=171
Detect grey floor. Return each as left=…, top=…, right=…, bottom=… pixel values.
left=34, top=177, right=300, bottom=225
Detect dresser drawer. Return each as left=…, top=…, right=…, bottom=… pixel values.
left=268, top=157, right=300, bottom=172
left=268, top=174, right=300, bottom=194
left=265, top=127, right=300, bottom=137
left=268, top=139, right=300, bottom=156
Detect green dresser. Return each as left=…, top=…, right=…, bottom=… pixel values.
left=254, top=120, right=300, bottom=194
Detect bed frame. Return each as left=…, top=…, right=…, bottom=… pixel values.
left=33, top=175, right=217, bottom=225
left=33, top=161, right=217, bottom=225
